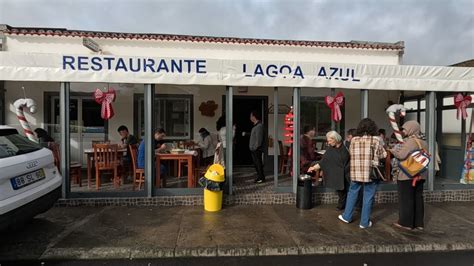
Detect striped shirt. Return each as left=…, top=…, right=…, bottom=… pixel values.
left=349, top=135, right=387, bottom=183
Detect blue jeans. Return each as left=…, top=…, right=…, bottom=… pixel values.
left=342, top=181, right=378, bottom=228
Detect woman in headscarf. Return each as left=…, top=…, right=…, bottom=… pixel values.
left=197, top=127, right=216, bottom=166
left=308, top=131, right=350, bottom=210
left=389, top=120, right=428, bottom=231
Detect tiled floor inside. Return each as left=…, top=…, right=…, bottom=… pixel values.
left=70, top=166, right=293, bottom=195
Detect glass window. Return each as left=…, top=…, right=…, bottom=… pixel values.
left=301, top=97, right=338, bottom=137
left=67, top=82, right=144, bottom=193
left=156, top=96, right=192, bottom=140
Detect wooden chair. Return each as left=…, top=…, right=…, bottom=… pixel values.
left=93, top=143, right=121, bottom=190
left=178, top=141, right=196, bottom=177
left=48, top=142, right=82, bottom=187
left=129, top=144, right=144, bottom=190
left=278, top=140, right=290, bottom=174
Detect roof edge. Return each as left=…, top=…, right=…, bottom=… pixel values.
left=0, top=24, right=405, bottom=51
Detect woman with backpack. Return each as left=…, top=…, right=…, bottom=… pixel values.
left=389, top=120, right=428, bottom=231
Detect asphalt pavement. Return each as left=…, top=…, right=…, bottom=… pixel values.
left=1, top=202, right=473, bottom=264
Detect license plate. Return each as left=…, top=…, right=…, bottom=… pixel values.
left=10, top=169, right=46, bottom=190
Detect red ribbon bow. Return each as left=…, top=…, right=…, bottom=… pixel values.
left=94, top=88, right=116, bottom=120
left=454, top=93, right=471, bottom=120
left=325, top=92, right=344, bottom=122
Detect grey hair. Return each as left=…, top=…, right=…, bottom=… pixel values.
left=326, top=131, right=342, bottom=143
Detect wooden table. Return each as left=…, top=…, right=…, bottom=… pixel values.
left=84, top=148, right=126, bottom=189
left=155, top=152, right=197, bottom=188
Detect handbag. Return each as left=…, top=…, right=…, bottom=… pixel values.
left=369, top=137, right=386, bottom=181
left=398, top=138, right=431, bottom=178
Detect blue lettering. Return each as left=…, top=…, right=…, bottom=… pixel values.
left=293, top=66, right=304, bottom=79
left=77, top=56, right=89, bottom=71
left=115, top=58, right=128, bottom=72
left=156, top=59, right=169, bottom=72
left=266, top=64, right=278, bottom=77
left=144, top=59, right=155, bottom=72
left=341, top=68, right=350, bottom=81
left=243, top=64, right=253, bottom=77
left=196, top=60, right=206, bottom=74
left=62, top=56, right=75, bottom=70
left=129, top=58, right=141, bottom=72
left=351, top=69, right=360, bottom=82
left=330, top=67, right=338, bottom=78
left=280, top=65, right=292, bottom=78
left=254, top=64, right=264, bottom=76
left=171, top=59, right=182, bottom=73
left=90, top=57, right=102, bottom=71
left=183, top=60, right=194, bottom=73
left=318, top=67, right=327, bottom=77
left=103, top=57, right=115, bottom=70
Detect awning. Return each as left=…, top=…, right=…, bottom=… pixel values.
left=0, top=52, right=472, bottom=91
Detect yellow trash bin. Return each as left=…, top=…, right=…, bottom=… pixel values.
left=202, top=164, right=225, bottom=212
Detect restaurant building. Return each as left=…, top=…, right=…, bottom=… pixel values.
left=0, top=25, right=472, bottom=205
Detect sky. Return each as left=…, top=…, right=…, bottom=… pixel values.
left=0, top=0, right=473, bottom=66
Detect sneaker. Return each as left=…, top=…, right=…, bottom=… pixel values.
left=338, top=214, right=350, bottom=224
left=359, top=221, right=373, bottom=229
left=255, top=179, right=265, bottom=184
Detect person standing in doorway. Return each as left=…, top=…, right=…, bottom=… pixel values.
left=249, top=110, right=266, bottom=183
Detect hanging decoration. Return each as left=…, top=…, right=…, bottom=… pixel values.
left=283, top=106, right=294, bottom=145
left=13, top=87, right=38, bottom=142
left=454, top=93, right=471, bottom=120
left=461, top=108, right=474, bottom=184
left=324, top=92, right=344, bottom=122
left=198, top=100, right=218, bottom=117
left=94, top=87, right=116, bottom=120
left=386, top=104, right=406, bottom=143
left=14, top=98, right=38, bottom=142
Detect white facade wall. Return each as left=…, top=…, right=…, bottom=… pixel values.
left=4, top=35, right=401, bottom=65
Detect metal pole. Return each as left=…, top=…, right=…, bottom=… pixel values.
left=331, top=88, right=336, bottom=130
left=0, top=81, right=5, bottom=125
left=60, top=82, right=70, bottom=198
left=292, top=87, right=301, bottom=194
left=360, top=89, right=369, bottom=119
left=144, top=84, right=155, bottom=197
left=273, top=87, right=279, bottom=188
left=226, top=86, right=233, bottom=195
left=425, top=91, right=436, bottom=191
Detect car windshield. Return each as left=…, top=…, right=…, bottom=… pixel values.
left=0, top=129, right=43, bottom=159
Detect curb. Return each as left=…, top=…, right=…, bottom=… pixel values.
left=29, top=242, right=474, bottom=260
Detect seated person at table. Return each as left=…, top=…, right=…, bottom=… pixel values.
left=300, top=125, right=317, bottom=173
left=154, top=128, right=168, bottom=154
left=196, top=127, right=216, bottom=166
left=117, top=125, right=138, bottom=178
left=137, top=130, right=167, bottom=175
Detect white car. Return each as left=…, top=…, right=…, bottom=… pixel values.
left=0, top=126, right=62, bottom=231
